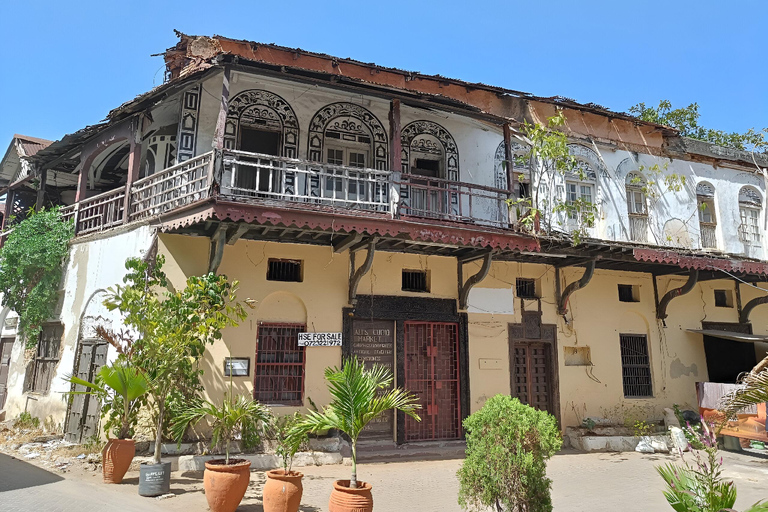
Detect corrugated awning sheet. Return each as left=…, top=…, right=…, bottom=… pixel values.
left=687, top=329, right=768, bottom=343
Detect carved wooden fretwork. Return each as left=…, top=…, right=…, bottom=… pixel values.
left=566, top=144, right=606, bottom=180
left=739, top=186, right=762, bottom=207
left=224, top=89, right=300, bottom=158
left=176, top=85, right=202, bottom=163
left=401, top=120, right=459, bottom=180
left=494, top=141, right=531, bottom=190
left=307, top=102, right=388, bottom=170
left=696, top=181, right=715, bottom=198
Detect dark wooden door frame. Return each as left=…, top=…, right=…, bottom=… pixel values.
left=343, top=295, right=470, bottom=445
left=508, top=316, right=561, bottom=426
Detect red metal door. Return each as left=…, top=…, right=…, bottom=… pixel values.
left=404, top=322, right=461, bottom=441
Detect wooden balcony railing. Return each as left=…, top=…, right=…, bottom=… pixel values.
left=396, top=174, right=512, bottom=229
left=222, top=150, right=391, bottom=211
left=56, top=149, right=514, bottom=237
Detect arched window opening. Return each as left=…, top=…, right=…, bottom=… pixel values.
left=738, top=186, right=762, bottom=247
left=494, top=141, right=531, bottom=199
left=696, top=182, right=717, bottom=249
left=625, top=172, right=648, bottom=242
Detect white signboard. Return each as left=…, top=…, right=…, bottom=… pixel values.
left=298, top=332, right=343, bottom=347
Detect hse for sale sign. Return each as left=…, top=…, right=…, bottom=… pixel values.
left=298, top=332, right=342, bottom=347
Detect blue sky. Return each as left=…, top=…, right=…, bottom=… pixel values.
left=0, top=0, right=765, bottom=146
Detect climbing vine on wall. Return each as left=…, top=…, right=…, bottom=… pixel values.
left=0, top=207, right=74, bottom=347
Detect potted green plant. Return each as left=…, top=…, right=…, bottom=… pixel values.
left=99, top=256, right=249, bottom=497
left=299, top=357, right=421, bottom=512
left=171, top=393, right=271, bottom=512
left=264, top=412, right=308, bottom=512
left=66, top=361, right=149, bottom=484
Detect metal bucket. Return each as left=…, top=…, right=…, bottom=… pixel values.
left=138, top=461, right=171, bottom=497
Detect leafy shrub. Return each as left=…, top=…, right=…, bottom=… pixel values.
left=457, top=395, right=562, bottom=512
left=14, top=411, right=40, bottom=430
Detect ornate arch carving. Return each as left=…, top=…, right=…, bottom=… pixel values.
left=401, top=121, right=459, bottom=180
left=494, top=141, right=531, bottom=190
left=696, top=181, right=715, bottom=198
left=739, top=186, right=762, bottom=207
left=307, top=102, right=388, bottom=170
left=224, top=90, right=300, bottom=158
left=567, top=144, right=607, bottom=181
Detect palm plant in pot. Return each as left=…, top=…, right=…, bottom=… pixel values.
left=263, top=412, right=309, bottom=512
left=66, top=361, right=148, bottom=484
left=99, top=256, right=249, bottom=497
left=171, top=393, right=271, bottom=512
left=299, top=357, right=421, bottom=512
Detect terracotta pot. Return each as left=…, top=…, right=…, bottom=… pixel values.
left=263, top=469, right=304, bottom=512
left=329, top=480, right=373, bottom=512
left=101, top=438, right=135, bottom=484
left=203, top=459, right=251, bottom=512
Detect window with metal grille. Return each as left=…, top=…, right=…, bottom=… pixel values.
left=618, top=284, right=639, bottom=303
left=714, top=290, right=733, bottom=308
left=253, top=323, right=305, bottom=405
left=24, top=323, right=63, bottom=393
left=402, top=270, right=429, bottom=293
left=516, top=278, right=537, bottom=299
left=267, top=259, right=302, bottom=282
left=619, top=334, right=653, bottom=398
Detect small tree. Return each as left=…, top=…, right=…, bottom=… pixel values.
left=457, top=395, right=562, bottom=512
left=271, top=412, right=308, bottom=475
left=100, top=256, right=249, bottom=464
left=0, top=207, right=73, bottom=346
left=299, top=357, right=421, bottom=488
left=509, top=111, right=597, bottom=245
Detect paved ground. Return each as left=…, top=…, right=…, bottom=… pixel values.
left=2, top=449, right=768, bottom=511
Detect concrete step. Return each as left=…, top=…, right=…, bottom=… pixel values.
left=355, top=440, right=466, bottom=463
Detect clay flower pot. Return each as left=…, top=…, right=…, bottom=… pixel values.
left=203, top=459, right=251, bottom=512
left=101, top=438, right=135, bottom=484
left=329, top=480, right=373, bottom=512
left=263, top=469, right=304, bottom=512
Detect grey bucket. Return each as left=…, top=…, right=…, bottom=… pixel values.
left=138, top=461, right=171, bottom=497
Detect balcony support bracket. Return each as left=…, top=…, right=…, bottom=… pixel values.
left=557, top=259, right=596, bottom=315
left=657, top=269, right=699, bottom=321
left=333, top=232, right=364, bottom=253
left=459, top=250, right=493, bottom=310
left=208, top=224, right=227, bottom=274
left=740, top=294, right=768, bottom=324
left=349, top=237, right=377, bottom=305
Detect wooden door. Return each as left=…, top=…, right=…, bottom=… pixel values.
left=512, top=342, right=553, bottom=414
left=404, top=322, right=461, bottom=441
left=65, top=341, right=108, bottom=443
left=0, top=338, right=14, bottom=409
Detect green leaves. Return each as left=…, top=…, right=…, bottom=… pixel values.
left=457, top=395, right=562, bottom=512
left=629, top=100, right=767, bottom=152
left=0, top=207, right=74, bottom=346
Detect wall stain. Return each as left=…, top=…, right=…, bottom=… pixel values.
left=670, top=358, right=698, bottom=379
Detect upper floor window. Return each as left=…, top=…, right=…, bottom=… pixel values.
left=738, top=186, right=762, bottom=246
left=565, top=181, right=595, bottom=222
left=625, top=172, right=648, bottom=243
left=696, top=182, right=717, bottom=249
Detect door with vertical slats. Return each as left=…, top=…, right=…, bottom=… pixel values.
left=404, top=322, right=461, bottom=441
left=512, top=342, right=552, bottom=414
left=0, top=338, right=14, bottom=409
left=65, top=341, right=108, bottom=443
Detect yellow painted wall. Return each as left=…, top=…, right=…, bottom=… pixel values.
left=159, top=233, right=749, bottom=431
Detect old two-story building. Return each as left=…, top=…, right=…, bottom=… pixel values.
left=1, top=33, right=767, bottom=445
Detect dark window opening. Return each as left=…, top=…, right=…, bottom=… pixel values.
left=413, top=158, right=440, bottom=178
left=714, top=290, right=733, bottom=308
left=240, top=128, right=280, bottom=156
left=237, top=128, right=281, bottom=193
left=24, top=323, right=63, bottom=393
left=619, top=334, right=653, bottom=398
left=516, top=278, right=537, bottom=299
left=618, top=284, right=638, bottom=303
left=402, top=270, right=429, bottom=293
left=253, top=323, right=305, bottom=405
left=518, top=181, right=531, bottom=199
left=267, top=259, right=302, bottom=282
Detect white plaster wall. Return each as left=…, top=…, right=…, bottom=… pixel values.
left=190, top=71, right=766, bottom=260
left=3, top=225, right=156, bottom=424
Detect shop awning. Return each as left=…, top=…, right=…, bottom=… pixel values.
left=687, top=329, right=768, bottom=343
